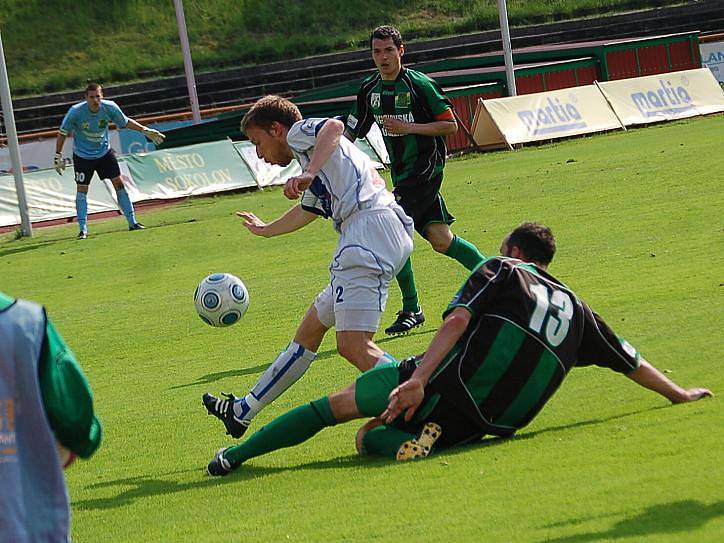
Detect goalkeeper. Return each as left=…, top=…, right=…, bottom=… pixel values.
left=53, top=83, right=165, bottom=239
left=206, top=222, right=711, bottom=475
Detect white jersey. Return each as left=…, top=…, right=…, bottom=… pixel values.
left=287, top=118, right=396, bottom=231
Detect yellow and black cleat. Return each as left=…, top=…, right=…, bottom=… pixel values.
left=396, top=422, right=442, bottom=461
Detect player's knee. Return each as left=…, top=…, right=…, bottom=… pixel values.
left=337, top=337, right=361, bottom=366
left=430, top=238, right=451, bottom=254
left=425, top=227, right=453, bottom=253
left=355, top=419, right=383, bottom=455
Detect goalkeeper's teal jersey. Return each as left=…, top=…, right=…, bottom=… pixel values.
left=428, top=258, right=640, bottom=435
left=346, top=68, right=451, bottom=186
left=59, top=99, right=128, bottom=159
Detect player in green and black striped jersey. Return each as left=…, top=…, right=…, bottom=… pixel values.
left=206, top=223, right=711, bottom=475
left=345, top=25, right=484, bottom=335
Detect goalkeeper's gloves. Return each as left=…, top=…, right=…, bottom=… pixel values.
left=141, top=127, right=166, bottom=146
left=54, top=152, right=66, bottom=175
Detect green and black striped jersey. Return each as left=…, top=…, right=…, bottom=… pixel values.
left=346, top=68, right=452, bottom=186
left=429, top=257, right=640, bottom=436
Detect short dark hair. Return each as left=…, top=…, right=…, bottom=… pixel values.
left=507, top=222, right=556, bottom=265
left=240, top=95, right=302, bottom=133
left=85, top=83, right=102, bottom=94
left=370, top=25, right=403, bottom=49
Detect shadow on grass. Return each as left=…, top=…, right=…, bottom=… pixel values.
left=74, top=455, right=386, bottom=511
left=0, top=238, right=61, bottom=257
left=171, top=328, right=435, bottom=389
left=74, top=406, right=668, bottom=511
left=169, top=363, right=270, bottom=390
left=536, top=500, right=724, bottom=542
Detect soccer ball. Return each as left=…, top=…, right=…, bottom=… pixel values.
left=194, top=273, right=249, bottom=327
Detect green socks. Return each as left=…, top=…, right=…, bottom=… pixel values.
left=395, top=257, right=421, bottom=313
left=223, top=397, right=336, bottom=466
left=445, top=235, right=484, bottom=271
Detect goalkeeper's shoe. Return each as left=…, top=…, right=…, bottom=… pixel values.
left=395, top=422, right=442, bottom=461
left=385, top=310, right=425, bottom=335
left=202, top=392, right=251, bottom=439
left=129, top=223, right=145, bottom=231
left=207, top=447, right=236, bottom=476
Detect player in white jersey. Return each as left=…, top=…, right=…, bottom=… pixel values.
left=203, top=95, right=414, bottom=439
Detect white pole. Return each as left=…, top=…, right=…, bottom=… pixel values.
left=0, top=30, right=32, bottom=237
left=173, top=0, right=201, bottom=123
left=497, top=0, right=517, bottom=96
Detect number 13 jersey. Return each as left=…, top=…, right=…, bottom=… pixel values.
left=429, top=256, right=641, bottom=435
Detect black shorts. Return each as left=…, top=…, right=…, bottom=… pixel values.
left=390, top=358, right=486, bottom=450
left=72, top=149, right=121, bottom=185
left=393, top=173, right=455, bottom=236
left=392, top=394, right=486, bottom=450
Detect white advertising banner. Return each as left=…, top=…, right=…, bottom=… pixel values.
left=701, top=40, right=724, bottom=84
left=119, top=139, right=258, bottom=199
left=0, top=167, right=119, bottom=227
left=473, top=85, right=624, bottom=146
left=598, top=68, right=724, bottom=125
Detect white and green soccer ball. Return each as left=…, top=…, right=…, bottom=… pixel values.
left=194, top=273, right=249, bottom=327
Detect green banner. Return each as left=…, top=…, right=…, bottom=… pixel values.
left=120, top=139, right=257, bottom=198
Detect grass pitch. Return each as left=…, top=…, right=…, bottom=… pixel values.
left=3, top=116, right=723, bottom=542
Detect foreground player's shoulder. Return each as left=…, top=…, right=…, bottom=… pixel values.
left=287, top=118, right=327, bottom=151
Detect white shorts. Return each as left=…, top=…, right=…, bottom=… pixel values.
left=314, top=206, right=413, bottom=332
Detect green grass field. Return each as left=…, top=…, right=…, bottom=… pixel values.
left=3, top=116, right=723, bottom=542
left=0, top=0, right=686, bottom=95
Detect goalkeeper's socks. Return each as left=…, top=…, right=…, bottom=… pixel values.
left=116, top=187, right=137, bottom=226
left=445, top=235, right=484, bottom=271
left=224, top=397, right=336, bottom=466
left=75, top=192, right=88, bottom=234
left=396, top=257, right=421, bottom=313
left=233, top=341, right=317, bottom=421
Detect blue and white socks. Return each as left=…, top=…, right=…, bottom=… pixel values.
left=233, top=341, right=317, bottom=422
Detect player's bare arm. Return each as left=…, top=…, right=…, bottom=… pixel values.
left=626, top=358, right=713, bottom=403
left=383, top=307, right=472, bottom=422
left=284, top=118, right=346, bottom=199
left=236, top=205, right=317, bottom=238
left=125, top=118, right=166, bottom=145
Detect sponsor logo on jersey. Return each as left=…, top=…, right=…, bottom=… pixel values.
left=374, top=113, right=415, bottom=137
left=99, top=119, right=108, bottom=128
left=395, top=92, right=411, bottom=108
left=630, top=78, right=694, bottom=118
left=370, top=93, right=381, bottom=109
left=347, top=114, right=359, bottom=130
left=517, top=96, right=586, bottom=136
left=81, top=121, right=90, bottom=130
